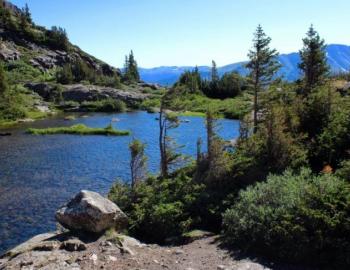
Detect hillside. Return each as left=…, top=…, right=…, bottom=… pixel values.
left=139, top=44, right=350, bottom=85
left=0, top=0, right=160, bottom=125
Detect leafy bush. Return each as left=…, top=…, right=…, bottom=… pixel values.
left=5, top=60, right=42, bottom=84
left=336, top=160, right=350, bottom=182
left=108, top=167, right=205, bottom=243
left=80, top=99, right=126, bottom=112
left=223, top=169, right=350, bottom=267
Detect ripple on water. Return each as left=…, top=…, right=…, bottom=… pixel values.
left=0, top=111, right=239, bottom=253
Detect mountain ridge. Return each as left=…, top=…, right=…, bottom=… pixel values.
left=139, top=44, right=350, bottom=85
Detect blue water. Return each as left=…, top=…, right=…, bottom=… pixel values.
left=0, top=111, right=239, bottom=253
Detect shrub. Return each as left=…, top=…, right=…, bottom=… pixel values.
left=223, top=168, right=350, bottom=267
left=108, top=167, right=205, bottom=243
left=5, top=60, right=42, bottom=84
left=80, top=99, right=126, bottom=112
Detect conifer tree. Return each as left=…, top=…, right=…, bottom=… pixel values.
left=299, top=25, right=329, bottom=93
left=209, top=60, right=219, bottom=95
left=211, top=60, right=219, bottom=83
left=246, top=25, right=280, bottom=133
left=23, top=3, right=32, bottom=24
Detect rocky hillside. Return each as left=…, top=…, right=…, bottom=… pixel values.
left=0, top=0, right=119, bottom=78
left=0, top=0, right=161, bottom=120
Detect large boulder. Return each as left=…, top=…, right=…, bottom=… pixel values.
left=55, top=190, right=128, bottom=233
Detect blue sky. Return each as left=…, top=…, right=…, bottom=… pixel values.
left=10, top=0, right=350, bottom=68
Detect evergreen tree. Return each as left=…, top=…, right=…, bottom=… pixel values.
left=123, top=50, right=140, bottom=83
left=211, top=60, right=219, bottom=83
left=299, top=25, right=329, bottom=93
left=23, top=3, right=32, bottom=24
left=246, top=25, right=280, bottom=133
left=209, top=60, right=219, bottom=95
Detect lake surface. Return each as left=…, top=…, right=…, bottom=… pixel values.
left=0, top=111, right=239, bottom=253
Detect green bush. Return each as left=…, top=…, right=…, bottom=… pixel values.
left=5, top=60, right=42, bottom=84
left=108, top=167, right=205, bottom=243
left=336, top=160, right=350, bottom=182
left=80, top=99, right=126, bottom=112
left=223, top=168, right=350, bottom=267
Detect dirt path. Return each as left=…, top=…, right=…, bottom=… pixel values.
left=1, top=233, right=313, bottom=270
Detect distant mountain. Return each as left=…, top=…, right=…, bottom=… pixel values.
left=139, top=44, right=350, bottom=86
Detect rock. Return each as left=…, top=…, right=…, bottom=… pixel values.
left=60, top=239, right=87, bottom=252
left=118, top=235, right=144, bottom=248
left=32, top=241, right=60, bottom=251
left=0, top=42, right=21, bottom=61
left=107, top=255, right=117, bottom=262
left=174, top=249, right=184, bottom=255
left=62, top=84, right=149, bottom=106
left=233, top=261, right=269, bottom=270
left=55, top=190, right=128, bottom=233
left=120, top=245, right=135, bottom=256
left=25, top=82, right=149, bottom=106
left=217, top=265, right=227, bottom=270
left=138, top=82, right=161, bottom=90
left=90, top=253, right=98, bottom=265
left=25, top=82, right=56, bottom=101
left=2, top=232, right=58, bottom=258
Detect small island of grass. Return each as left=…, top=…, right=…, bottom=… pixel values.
left=27, top=124, right=130, bottom=136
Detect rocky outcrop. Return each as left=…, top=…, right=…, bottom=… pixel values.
left=0, top=41, right=21, bottom=61
left=56, top=190, right=128, bottom=234
left=25, top=82, right=149, bottom=106
left=62, top=84, right=149, bottom=105
left=137, top=82, right=161, bottom=90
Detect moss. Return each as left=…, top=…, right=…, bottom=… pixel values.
left=26, top=124, right=130, bottom=136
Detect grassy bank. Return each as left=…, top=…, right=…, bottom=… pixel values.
left=27, top=124, right=130, bottom=136
left=141, top=93, right=252, bottom=119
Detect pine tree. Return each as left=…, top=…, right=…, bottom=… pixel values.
left=209, top=60, right=219, bottom=95
left=211, top=60, right=219, bottom=83
left=246, top=25, right=280, bottom=133
left=123, top=50, right=140, bottom=83
left=299, top=25, right=329, bottom=93
left=23, top=3, right=32, bottom=24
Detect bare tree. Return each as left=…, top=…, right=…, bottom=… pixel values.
left=129, top=139, right=147, bottom=188
left=159, top=99, right=181, bottom=177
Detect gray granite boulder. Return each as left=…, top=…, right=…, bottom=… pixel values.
left=55, top=190, right=128, bottom=233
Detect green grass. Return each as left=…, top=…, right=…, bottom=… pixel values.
left=176, top=111, right=206, bottom=117
left=140, top=93, right=252, bottom=119
left=166, top=93, right=252, bottom=119
left=27, top=124, right=130, bottom=136
left=26, top=111, right=52, bottom=120
left=0, top=119, right=17, bottom=129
